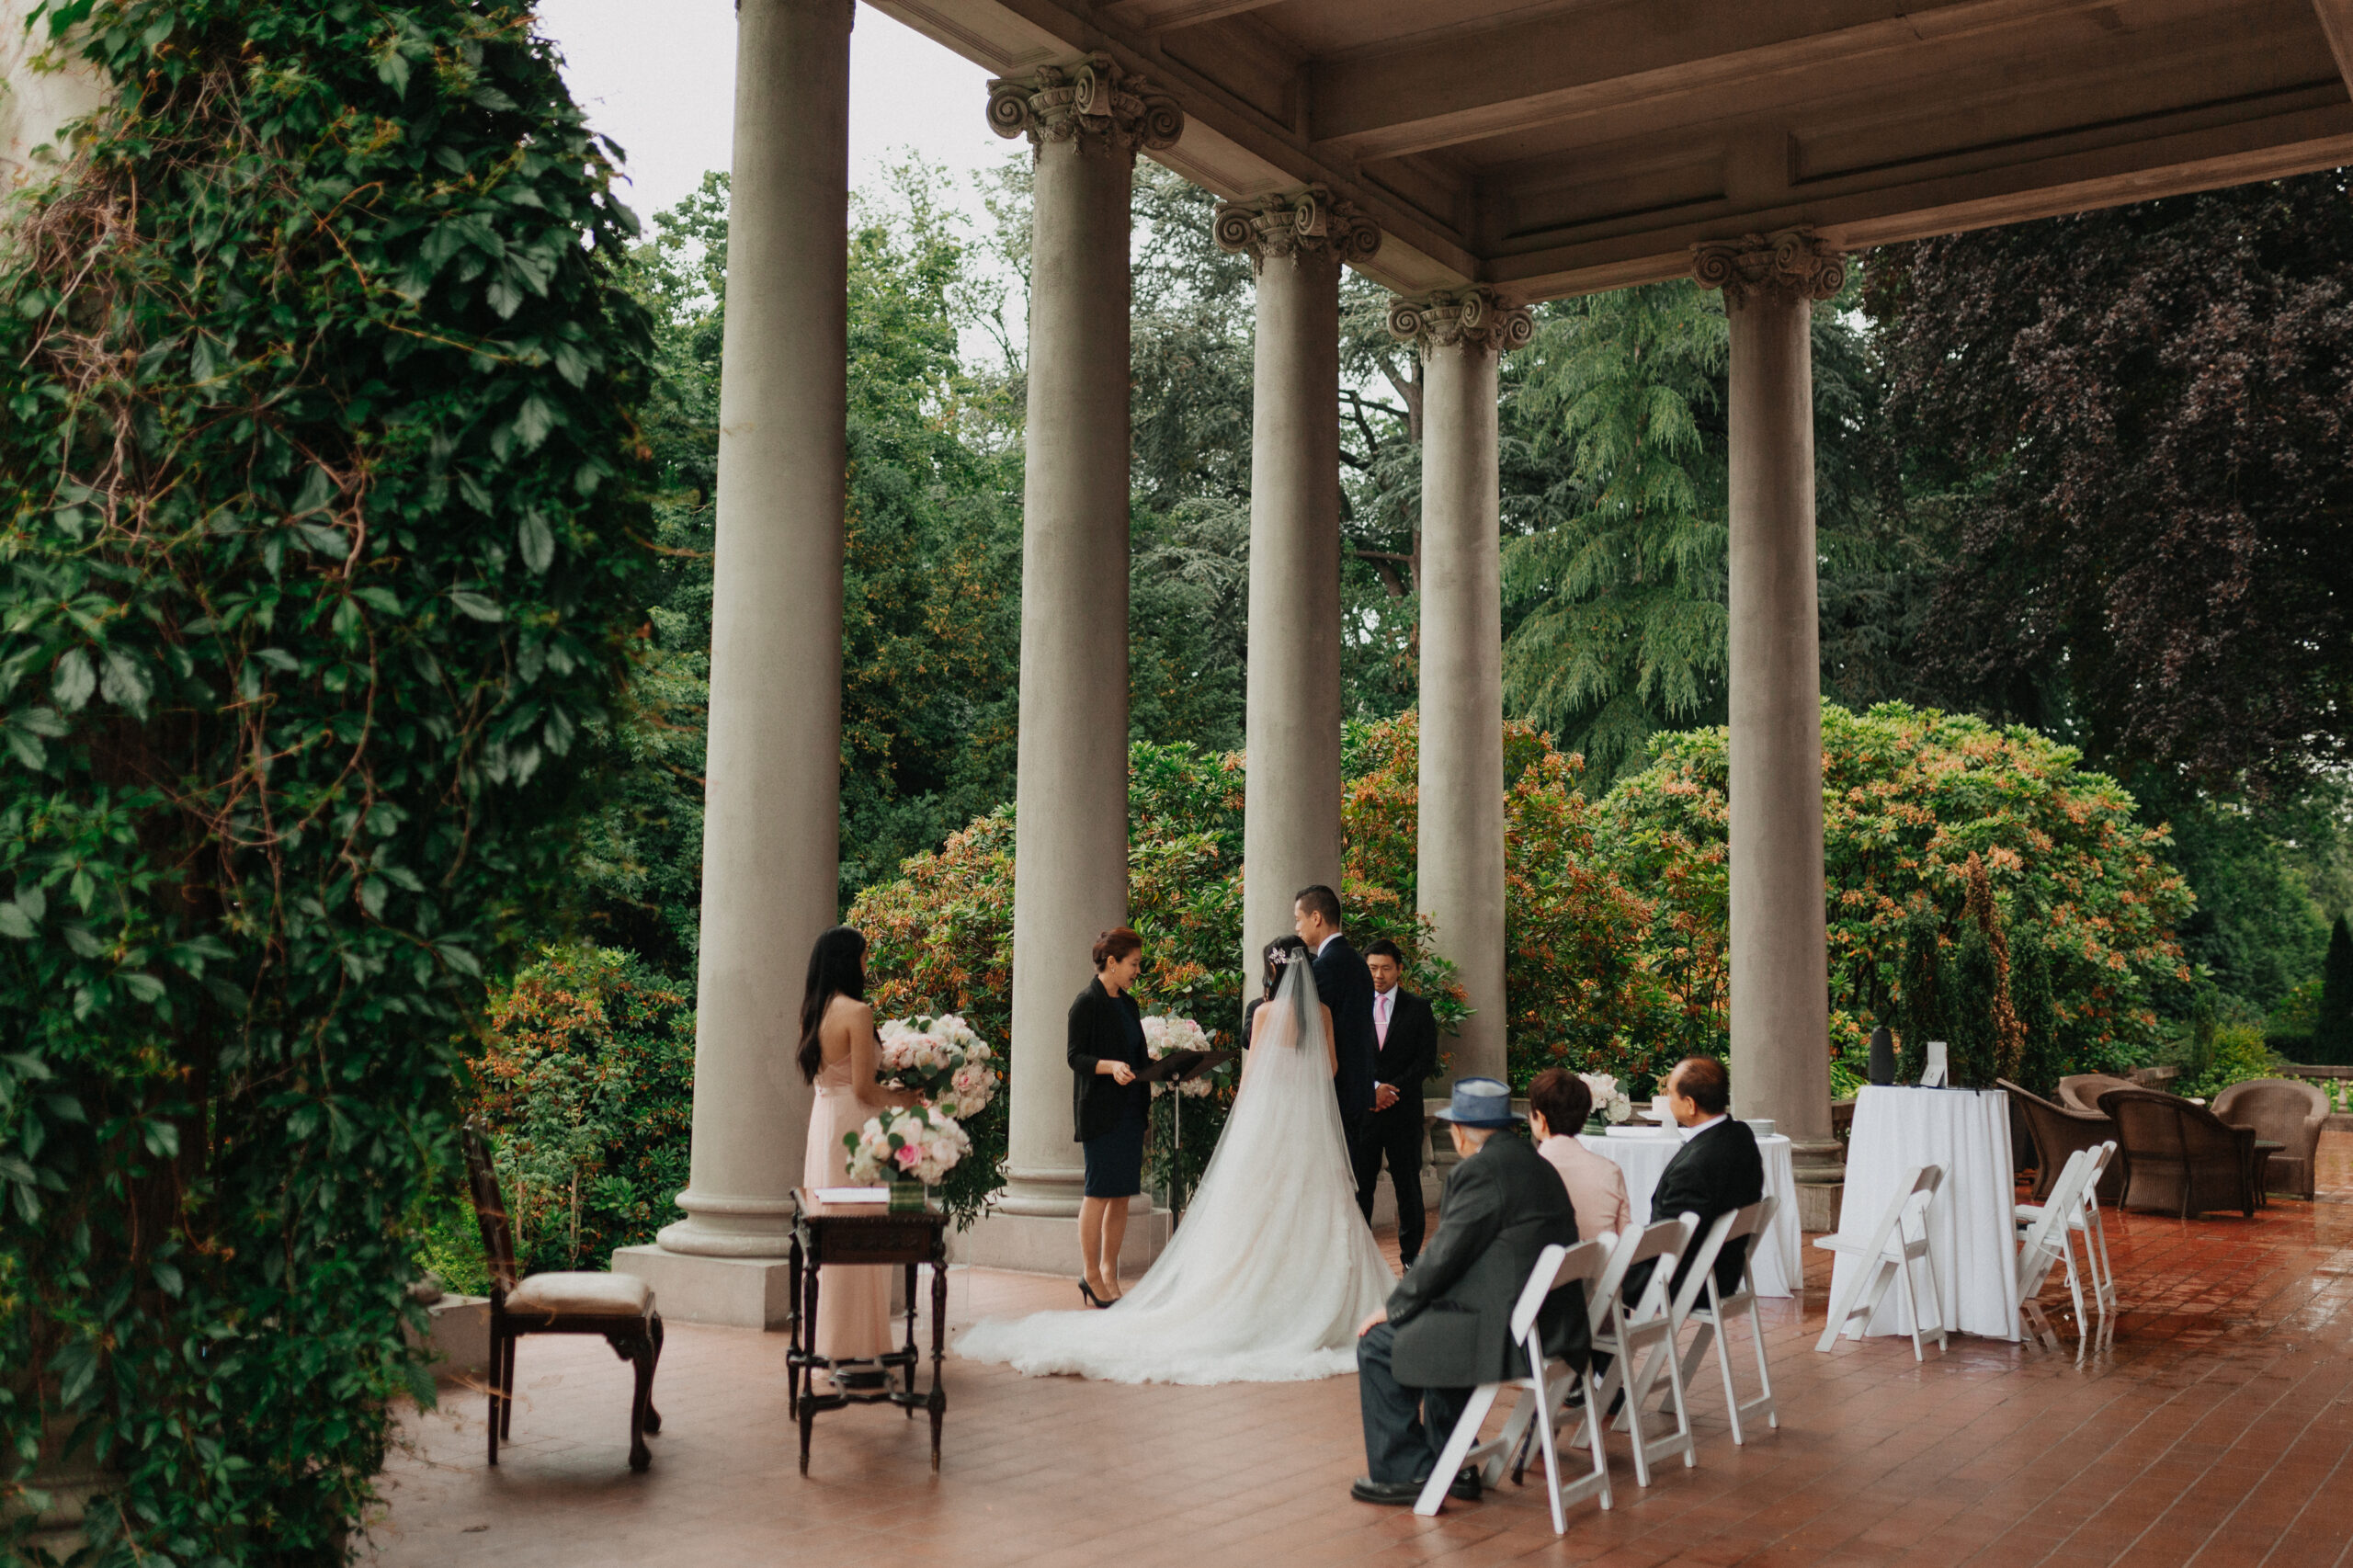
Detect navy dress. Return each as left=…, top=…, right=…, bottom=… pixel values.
left=1070, top=981, right=1151, bottom=1199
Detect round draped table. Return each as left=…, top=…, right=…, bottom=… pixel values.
left=1574, top=1128, right=1802, bottom=1298
left=1829, top=1085, right=2020, bottom=1341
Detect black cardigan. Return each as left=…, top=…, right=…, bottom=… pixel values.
left=1068, top=977, right=1148, bottom=1143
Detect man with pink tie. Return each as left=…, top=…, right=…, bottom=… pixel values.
left=1358, top=939, right=1439, bottom=1265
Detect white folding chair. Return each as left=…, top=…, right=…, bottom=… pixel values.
left=2015, top=1141, right=2118, bottom=1338
left=1813, top=1165, right=1948, bottom=1359
left=1655, top=1198, right=1779, bottom=1445
left=1573, top=1215, right=1699, bottom=1487
left=2015, top=1148, right=2096, bottom=1352
left=1414, top=1238, right=1614, bottom=1528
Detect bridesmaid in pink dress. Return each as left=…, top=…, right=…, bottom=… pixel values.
left=798, top=926, right=919, bottom=1386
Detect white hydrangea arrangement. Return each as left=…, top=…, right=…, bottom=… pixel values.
left=1577, top=1072, right=1635, bottom=1125
left=844, top=1103, right=973, bottom=1186
left=875, top=1012, right=999, bottom=1119
left=1142, top=1014, right=1216, bottom=1098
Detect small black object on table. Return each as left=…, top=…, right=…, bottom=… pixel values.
left=787, top=1187, right=949, bottom=1474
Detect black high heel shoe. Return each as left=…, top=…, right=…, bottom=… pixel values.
left=1079, top=1280, right=1109, bottom=1309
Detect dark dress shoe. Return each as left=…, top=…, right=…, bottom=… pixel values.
left=1449, top=1469, right=1483, bottom=1502
left=1350, top=1477, right=1423, bottom=1506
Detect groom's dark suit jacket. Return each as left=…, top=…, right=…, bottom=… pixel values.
left=1387, top=1131, right=1587, bottom=1389
left=1312, top=934, right=1378, bottom=1120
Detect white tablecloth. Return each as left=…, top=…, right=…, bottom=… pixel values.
left=1830, top=1086, right=2020, bottom=1341
left=1575, top=1131, right=1801, bottom=1298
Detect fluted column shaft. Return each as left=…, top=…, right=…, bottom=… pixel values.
left=1218, top=191, right=1380, bottom=975
left=989, top=59, right=1180, bottom=1217
left=1698, top=230, right=1845, bottom=1207
left=660, top=0, right=848, bottom=1257
left=1391, top=290, right=1531, bottom=1086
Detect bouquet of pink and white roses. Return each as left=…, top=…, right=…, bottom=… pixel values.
left=875, top=1013, right=999, bottom=1119
left=844, top=1103, right=972, bottom=1186
left=1142, top=1013, right=1218, bottom=1099
left=1576, top=1072, right=1635, bottom=1126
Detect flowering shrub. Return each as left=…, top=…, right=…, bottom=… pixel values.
left=1602, top=702, right=2193, bottom=1077
left=845, top=1104, right=973, bottom=1186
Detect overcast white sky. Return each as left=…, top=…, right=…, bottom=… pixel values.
left=535, top=0, right=1007, bottom=229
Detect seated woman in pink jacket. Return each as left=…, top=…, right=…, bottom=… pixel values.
left=1528, top=1069, right=1631, bottom=1244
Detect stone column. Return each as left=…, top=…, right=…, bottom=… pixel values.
left=1695, top=228, right=1847, bottom=1231
left=621, top=0, right=851, bottom=1327
left=1214, top=190, right=1381, bottom=974
left=959, top=58, right=1181, bottom=1268
left=1388, top=289, right=1531, bottom=1086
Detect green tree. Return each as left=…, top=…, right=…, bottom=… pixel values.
left=0, top=1, right=654, bottom=1554
left=1498, top=283, right=1730, bottom=784
left=2316, top=915, right=2353, bottom=1064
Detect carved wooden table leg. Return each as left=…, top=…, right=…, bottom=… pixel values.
left=928, top=1244, right=948, bottom=1471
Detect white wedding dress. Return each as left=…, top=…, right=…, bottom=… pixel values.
left=956, top=961, right=1394, bottom=1384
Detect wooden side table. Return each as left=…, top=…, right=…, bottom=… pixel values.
left=786, top=1188, right=949, bottom=1473
left=2251, top=1141, right=2284, bottom=1210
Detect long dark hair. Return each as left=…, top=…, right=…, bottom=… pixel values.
left=797, top=926, right=869, bottom=1083
left=1262, top=934, right=1308, bottom=999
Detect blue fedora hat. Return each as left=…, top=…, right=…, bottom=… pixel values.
left=1432, top=1076, right=1522, bottom=1128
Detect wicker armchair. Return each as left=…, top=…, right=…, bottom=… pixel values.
left=462, top=1119, right=665, bottom=1471
left=1998, top=1079, right=2127, bottom=1205
left=2094, top=1089, right=2257, bottom=1219
left=2211, top=1079, right=2328, bottom=1200
left=2057, top=1074, right=2136, bottom=1115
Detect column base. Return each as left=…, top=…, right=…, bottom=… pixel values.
left=1788, top=1137, right=1847, bottom=1233
left=949, top=1202, right=1173, bottom=1276
left=610, top=1244, right=795, bottom=1330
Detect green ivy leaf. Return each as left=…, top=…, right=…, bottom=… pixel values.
left=52, top=648, right=95, bottom=710
left=517, top=509, right=554, bottom=574
left=449, top=591, right=504, bottom=622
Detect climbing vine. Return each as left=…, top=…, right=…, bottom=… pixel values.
left=0, top=1, right=653, bottom=1560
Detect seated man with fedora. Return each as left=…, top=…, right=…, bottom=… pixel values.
left=1350, top=1077, right=1588, bottom=1507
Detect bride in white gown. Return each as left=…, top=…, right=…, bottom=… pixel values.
left=956, top=949, right=1394, bottom=1384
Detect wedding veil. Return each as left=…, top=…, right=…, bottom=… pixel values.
left=952, top=948, right=1393, bottom=1383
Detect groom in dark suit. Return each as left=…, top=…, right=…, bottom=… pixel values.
left=1296, top=885, right=1376, bottom=1128
left=1351, top=1078, right=1586, bottom=1506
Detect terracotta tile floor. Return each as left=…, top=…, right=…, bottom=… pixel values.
left=368, top=1134, right=2353, bottom=1568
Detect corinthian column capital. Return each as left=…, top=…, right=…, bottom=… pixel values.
left=1691, top=227, right=1847, bottom=307
left=985, top=53, right=1183, bottom=163
left=1386, top=286, right=1533, bottom=356
left=1212, top=187, right=1381, bottom=272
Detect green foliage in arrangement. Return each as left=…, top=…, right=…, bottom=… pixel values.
left=1603, top=702, right=2193, bottom=1085
left=0, top=2, right=652, bottom=1558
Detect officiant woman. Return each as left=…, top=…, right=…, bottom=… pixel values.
left=1070, top=926, right=1149, bottom=1309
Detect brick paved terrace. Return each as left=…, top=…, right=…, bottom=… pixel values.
left=367, top=1134, right=2353, bottom=1568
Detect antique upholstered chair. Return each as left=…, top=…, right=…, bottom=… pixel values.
left=2094, top=1089, right=2257, bottom=1219
left=2056, top=1074, right=2136, bottom=1115
left=461, top=1119, right=665, bottom=1471
left=1999, top=1079, right=2126, bottom=1206
left=2211, top=1079, right=2329, bottom=1200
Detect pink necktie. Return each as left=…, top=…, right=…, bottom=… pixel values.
left=1376, top=991, right=1391, bottom=1046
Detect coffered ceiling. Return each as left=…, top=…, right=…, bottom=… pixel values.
left=871, top=0, right=2353, bottom=299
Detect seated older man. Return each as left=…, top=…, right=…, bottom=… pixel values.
left=1350, top=1077, right=1588, bottom=1507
